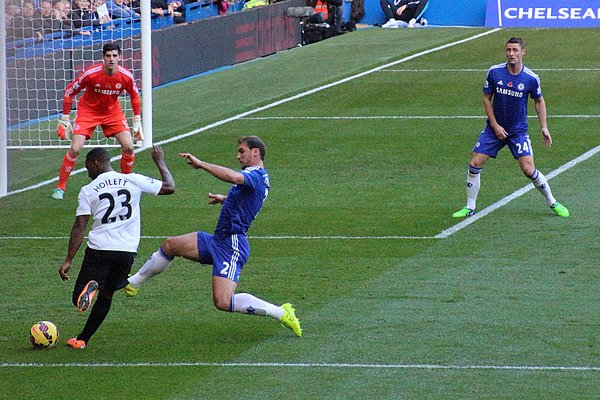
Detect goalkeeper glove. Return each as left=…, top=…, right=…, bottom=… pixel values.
left=131, top=115, right=144, bottom=141
left=57, top=114, right=72, bottom=140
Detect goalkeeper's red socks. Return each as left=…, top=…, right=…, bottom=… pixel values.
left=58, top=151, right=133, bottom=191
left=57, top=152, right=78, bottom=191
left=120, top=152, right=134, bottom=174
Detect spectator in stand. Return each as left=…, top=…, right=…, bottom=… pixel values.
left=11, top=1, right=38, bottom=40
left=42, top=0, right=91, bottom=37
left=34, top=0, right=54, bottom=22
left=216, top=0, right=228, bottom=16
left=127, top=0, right=141, bottom=15
left=170, top=0, right=185, bottom=22
left=92, top=0, right=104, bottom=11
left=105, top=0, right=139, bottom=19
left=243, top=0, right=268, bottom=8
left=63, top=0, right=72, bottom=15
left=380, top=0, right=428, bottom=28
left=91, top=0, right=113, bottom=24
left=150, top=0, right=167, bottom=18
left=5, top=1, right=23, bottom=40
left=42, top=0, right=85, bottom=37
left=32, top=0, right=54, bottom=39
left=151, top=0, right=184, bottom=23
left=34, top=0, right=55, bottom=37
left=39, top=0, right=68, bottom=35
left=71, top=0, right=102, bottom=30
left=130, top=0, right=142, bottom=16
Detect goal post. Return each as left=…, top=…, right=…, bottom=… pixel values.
left=140, top=0, right=153, bottom=150
left=1, top=2, right=152, bottom=196
left=1, top=4, right=7, bottom=197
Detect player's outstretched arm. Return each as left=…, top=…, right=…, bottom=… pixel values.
left=151, top=145, right=175, bottom=195
left=179, top=152, right=202, bottom=168
left=179, top=153, right=245, bottom=184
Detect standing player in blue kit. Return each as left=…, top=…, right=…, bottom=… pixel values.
left=453, top=37, right=569, bottom=219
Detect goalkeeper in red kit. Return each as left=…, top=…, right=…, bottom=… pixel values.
left=52, top=42, right=143, bottom=200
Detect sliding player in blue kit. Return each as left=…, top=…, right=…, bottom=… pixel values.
left=126, top=136, right=302, bottom=337
left=453, top=37, right=569, bottom=218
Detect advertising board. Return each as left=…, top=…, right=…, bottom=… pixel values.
left=486, top=0, right=600, bottom=28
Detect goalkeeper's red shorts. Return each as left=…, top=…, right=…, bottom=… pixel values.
left=73, top=112, right=130, bottom=140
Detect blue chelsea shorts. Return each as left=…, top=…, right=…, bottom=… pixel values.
left=473, top=127, right=533, bottom=159
left=196, top=231, right=249, bottom=282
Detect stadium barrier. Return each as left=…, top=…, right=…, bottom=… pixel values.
left=151, top=0, right=304, bottom=85
left=186, top=1, right=218, bottom=22
left=151, top=14, right=174, bottom=30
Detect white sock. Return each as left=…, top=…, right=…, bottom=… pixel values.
left=529, top=169, right=556, bottom=206
left=231, top=293, right=284, bottom=319
left=128, top=247, right=174, bottom=288
left=466, top=164, right=481, bottom=210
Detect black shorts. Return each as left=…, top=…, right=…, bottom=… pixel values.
left=72, top=247, right=136, bottom=306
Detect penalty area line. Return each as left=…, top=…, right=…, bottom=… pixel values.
left=2, top=361, right=600, bottom=371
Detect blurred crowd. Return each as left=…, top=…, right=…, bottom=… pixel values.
left=5, top=0, right=220, bottom=42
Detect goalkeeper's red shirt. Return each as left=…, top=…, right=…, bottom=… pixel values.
left=63, top=64, right=141, bottom=117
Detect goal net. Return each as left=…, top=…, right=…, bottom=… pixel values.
left=5, top=7, right=143, bottom=149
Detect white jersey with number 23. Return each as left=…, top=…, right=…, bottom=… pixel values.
left=76, top=170, right=162, bottom=252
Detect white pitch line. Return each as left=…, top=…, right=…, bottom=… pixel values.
left=381, top=68, right=600, bottom=72
left=245, top=235, right=435, bottom=240
left=436, top=143, right=600, bottom=238
left=3, top=143, right=599, bottom=242
left=5, top=28, right=502, bottom=198
left=3, top=142, right=598, bottom=242
left=0, top=235, right=438, bottom=240
left=242, top=115, right=600, bottom=120
left=1, top=361, right=600, bottom=371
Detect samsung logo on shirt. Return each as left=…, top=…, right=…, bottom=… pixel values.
left=93, top=88, right=123, bottom=96
left=496, top=87, right=524, bottom=98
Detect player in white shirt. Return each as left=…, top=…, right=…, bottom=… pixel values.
left=58, top=146, right=175, bottom=349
